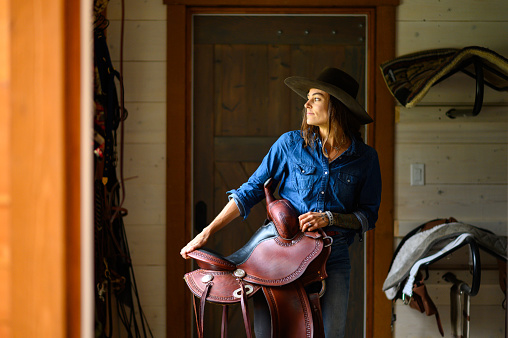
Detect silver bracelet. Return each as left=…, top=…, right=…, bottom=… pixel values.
left=325, top=211, right=333, bottom=226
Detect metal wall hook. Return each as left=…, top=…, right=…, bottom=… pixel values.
left=446, top=56, right=485, bottom=119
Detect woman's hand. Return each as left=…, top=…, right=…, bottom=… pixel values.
left=298, top=211, right=329, bottom=232
left=180, top=230, right=210, bottom=259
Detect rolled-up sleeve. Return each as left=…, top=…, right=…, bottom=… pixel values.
left=227, top=132, right=291, bottom=219
left=355, top=149, right=382, bottom=233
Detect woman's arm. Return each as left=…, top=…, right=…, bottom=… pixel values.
left=298, top=211, right=360, bottom=232
left=180, top=199, right=240, bottom=259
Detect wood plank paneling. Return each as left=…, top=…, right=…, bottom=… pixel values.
left=123, top=102, right=166, bottom=144
left=114, top=61, right=166, bottom=102
left=122, top=184, right=166, bottom=225
left=214, top=136, right=277, bottom=162
left=108, top=21, right=166, bottom=61
left=397, top=121, right=508, bottom=144
left=396, top=144, right=507, bottom=184
left=125, top=225, right=166, bottom=265
left=123, top=143, right=166, bottom=184
left=396, top=220, right=507, bottom=238
left=395, top=304, right=505, bottom=337
left=397, top=21, right=508, bottom=57
left=267, top=45, right=293, bottom=133
left=397, top=0, right=508, bottom=21
left=397, top=105, right=508, bottom=123
left=108, top=0, right=167, bottom=20
left=195, top=15, right=366, bottom=45
left=396, top=184, right=507, bottom=220
left=106, top=1, right=169, bottom=337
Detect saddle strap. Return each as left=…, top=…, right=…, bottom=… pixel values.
left=192, top=295, right=201, bottom=337
left=263, top=281, right=314, bottom=338
left=239, top=282, right=253, bottom=338
left=308, top=292, right=325, bottom=338
left=410, top=282, right=444, bottom=337
left=221, top=305, right=228, bottom=338
left=197, top=282, right=213, bottom=338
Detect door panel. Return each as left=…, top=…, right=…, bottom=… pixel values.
left=193, top=14, right=366, bottom=337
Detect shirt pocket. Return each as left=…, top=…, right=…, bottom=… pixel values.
left=293, top=163, right=317, bottom=191
left=332, top=172, right=359, bottom=204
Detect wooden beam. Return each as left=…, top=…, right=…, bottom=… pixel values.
left=369, top=5, right=396, bottom=338
left=166, top=4, right=190, bottom=338
left=166, top=0, right=399, bottom=6
left=10, top=0, right=70, bottom=336
left=0, top=0, right=12, bottom=336
left=64, top=0, right=82, bottom=337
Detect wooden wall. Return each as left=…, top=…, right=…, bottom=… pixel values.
left=107, top=0, right=507, bottom=337
left=393, top=0, right=508, bottom=336
left=107, top=0, right=167, bottom=337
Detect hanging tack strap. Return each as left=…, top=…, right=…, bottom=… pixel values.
left=221, top=305, right=229, bottom=338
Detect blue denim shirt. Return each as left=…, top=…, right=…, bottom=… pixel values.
left=228, top=130, right=382, bottom=243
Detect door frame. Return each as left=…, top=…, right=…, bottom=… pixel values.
left=3, top=0, right=86, bottom=337
left=165, top=1, right=397, bottom=337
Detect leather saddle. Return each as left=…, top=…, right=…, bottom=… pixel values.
left=184, top=178, right=332, bottom=338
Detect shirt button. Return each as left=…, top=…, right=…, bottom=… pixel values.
left=347, top=179, right=351, bottom=183
left=324, top=171, right=328, bottom=175
left=321, top=191, right=325, bottom=195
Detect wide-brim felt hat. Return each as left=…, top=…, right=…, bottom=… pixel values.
left=284, top=67, right=373, bottom=124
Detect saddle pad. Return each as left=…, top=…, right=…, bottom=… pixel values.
left=380, top=46, right=508, bottom=108
left=239, top=232, right=324, bottom=286
left=184, top=269, right=262, bottom=304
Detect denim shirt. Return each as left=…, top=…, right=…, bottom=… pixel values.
left=228, top=130, right=382, bottom=243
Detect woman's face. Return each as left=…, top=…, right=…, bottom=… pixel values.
left=305, top=88, right=330, bottom=129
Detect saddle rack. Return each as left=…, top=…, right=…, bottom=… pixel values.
left=383, top=219, right=507, bottom=338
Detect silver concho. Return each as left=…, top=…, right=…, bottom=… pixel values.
left=201, top=274, right=214, bottom=283
left=233, top=284, right=254, bottom=298
left=233, top=268, right=246, bottom=278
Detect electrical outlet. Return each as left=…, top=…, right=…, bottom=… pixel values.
left=410, top=163, right=425, bottom=186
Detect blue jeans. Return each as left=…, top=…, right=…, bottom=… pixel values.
left=321, top=235, right=351, bottom=338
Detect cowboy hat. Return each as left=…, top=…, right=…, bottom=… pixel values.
left=284, top=67, right=373, bottom=124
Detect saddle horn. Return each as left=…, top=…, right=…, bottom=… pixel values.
left=264, top=178, right=300, bottom=240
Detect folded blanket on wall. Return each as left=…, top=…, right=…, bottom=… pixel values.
left=380, top=46, right=508, bottom=108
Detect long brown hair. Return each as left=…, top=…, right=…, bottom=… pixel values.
left=300, top=95, right=362, bottom=157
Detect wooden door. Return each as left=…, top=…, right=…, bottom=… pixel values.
left=193, top=13, right=367, bottom=337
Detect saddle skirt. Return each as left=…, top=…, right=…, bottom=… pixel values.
left=185, top=223, right=328, bottom=302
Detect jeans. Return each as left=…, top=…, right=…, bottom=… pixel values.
left=321, top=234, right=351, bottom=338
left=253, top=234, right=351, bottom=338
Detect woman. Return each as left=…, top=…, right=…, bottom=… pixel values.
left=181, top=67, right=382, bottom=337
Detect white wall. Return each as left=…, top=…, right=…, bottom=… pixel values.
left=107, top=0, right=167, bottom=337
left=393, top=0, right=508, bottom=336
left=105, top=0, right=508, bottom=337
